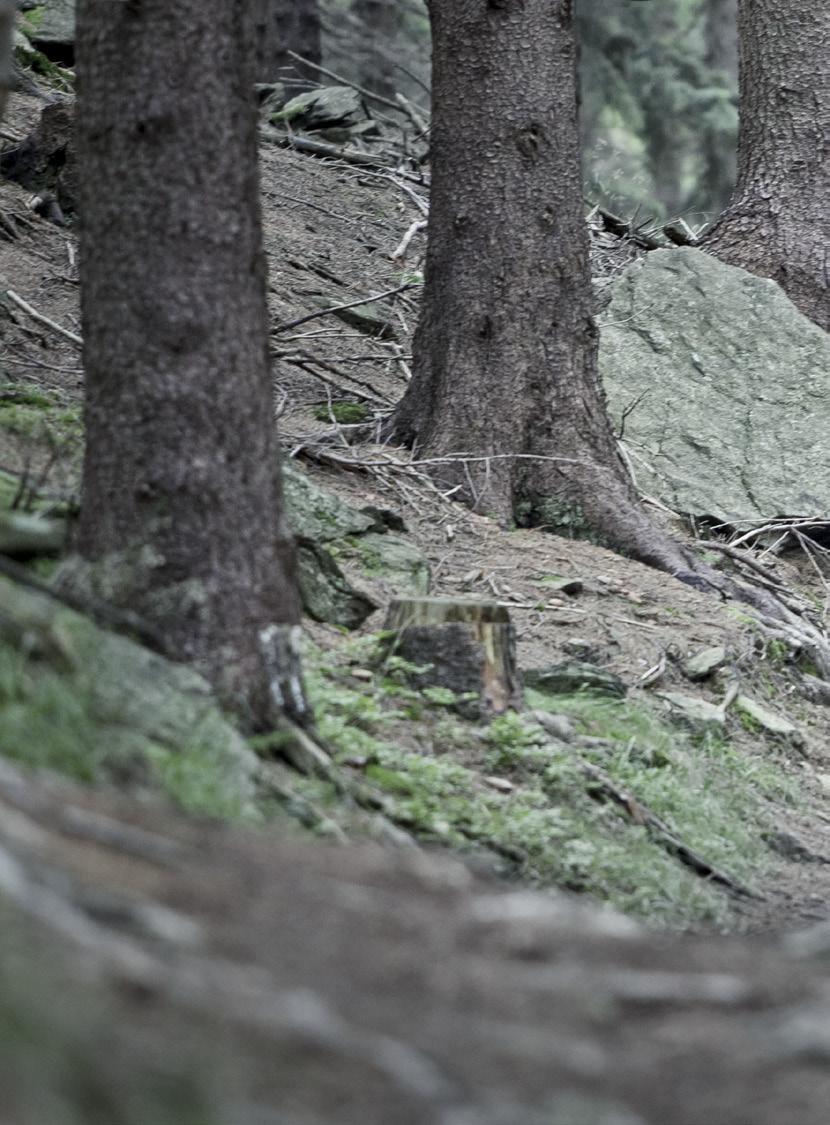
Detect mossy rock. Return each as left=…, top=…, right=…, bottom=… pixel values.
left=282, top=461, right=374, bottom=543
left=296, top=543, right=377, bottom=629
left=0, top=575, right=259, bottom=819
left=344, top=531, right=431, bottom=595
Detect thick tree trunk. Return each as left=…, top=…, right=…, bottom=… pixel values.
left=257, top=0, right=321, bottom=86
left=702, top=0, right=829, bottom=329
left=74, top=0, right=305, bottom=725
left=387, top=0, right=693, bottom=575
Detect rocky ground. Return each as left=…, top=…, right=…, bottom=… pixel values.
left=2, top=79, right=830, bottom=1123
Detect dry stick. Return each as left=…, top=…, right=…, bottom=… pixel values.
left=5, top=289, right=83, bottom=345
left=261, top=125, right=397, bottom=169
left=391, top=219, right=428, bottom=260
left=273, top=281, right=417, bottom=333
left=697, top=539, right=800, bottom=597
left=275, top=348, right=392, bottom=405
left=394, top=91, right=429, bottom=134
left=577, top=757, right=762, bottom=899
left=285, top=50, right=404, bottom=115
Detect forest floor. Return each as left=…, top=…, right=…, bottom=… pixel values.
left=2, top=87, right=830, bottom=1122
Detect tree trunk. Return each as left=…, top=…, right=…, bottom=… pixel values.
left=386, top=0, right=694, bottom=576
left=74, top=0, right=305, bottom=725
left=257, top=0, right=321, bottom=86
left=702, top=0, right=829, bottom=330
left=0, top=0, right=13, bottom=127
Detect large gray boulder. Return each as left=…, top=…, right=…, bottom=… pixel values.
left=599, top=249, right=830, bottom=523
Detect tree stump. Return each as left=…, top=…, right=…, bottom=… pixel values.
left=383, top=597, right=522, bottom=718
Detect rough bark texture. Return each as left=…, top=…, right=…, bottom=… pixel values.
left=387, top=0, right=693, bottom=574
left=702, top=0, right=829, bottom=330
left=74, top=0, right=303, bottom=723
left=256, top=0, right=321, bottom=85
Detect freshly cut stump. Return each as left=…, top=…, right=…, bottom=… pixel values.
left=383, top=597, right=521, bottom=718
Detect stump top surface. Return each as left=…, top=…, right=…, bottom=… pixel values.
left=386, top=596, right=511, bottom=625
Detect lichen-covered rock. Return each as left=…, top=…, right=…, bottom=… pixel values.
left=283, top=463, right=430, bottom=627
left=282, top=461, right=374, bottom=543
left=296, top=542, right=376, bottom=629
left=0, top=575, right=259, bottom=817
left=344, top=531, right=431, bottom=597
left=274, top=86, right=363, bottom=131
left=599, top=249, right=830, bottom=523
left=28, top=0, right=75, bottom=55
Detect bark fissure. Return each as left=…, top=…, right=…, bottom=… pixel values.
left=385, top=0, right=698, bottom=577
left=703, top=0, right=829, bottom=329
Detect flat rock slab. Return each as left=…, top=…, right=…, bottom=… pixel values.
left=600, top=249, right=830, bottom=524
left=29, top=0, right=75, bottom=50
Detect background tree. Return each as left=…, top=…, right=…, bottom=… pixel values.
left=387, top=0, right=697, bottom=575
left=74, top=0, right=305, bottom=725
left=703, top=0, right=829, bottom=329
left=257, top=0, right=321, bottom=87
left=578, top=0, right=739, bottom=221
left=700, top=0, right=738, bottom=215
left=0, top=0, right=12, bottom=127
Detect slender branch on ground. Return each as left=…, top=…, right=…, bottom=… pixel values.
left=5, top=289, right=83, bottom=345
left=273, top=282, right=418, bottom=333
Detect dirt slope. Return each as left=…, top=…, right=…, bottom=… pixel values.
left=3, top=758, right=830, bottom=1125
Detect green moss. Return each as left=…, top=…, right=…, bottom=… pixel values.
left=0, top=398, right=82, bottom=447
left=0, top=576, right=260, bottom=822
left=300, top=638, right=789, bottom=925
left=312, top=401, right=370, bottom=425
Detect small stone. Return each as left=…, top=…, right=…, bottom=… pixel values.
left=683, top=645, right=729, bottom=681
left=483, top=775, right=514, bottom=793
left=528, top=709, right=576, bottom=743
left=657, top=691, right=725, bottom=729
left=562, top=637, right=600, bottom=662
left=540, top=576, right=584, bottom=596
left=764, top=830, right=826, bottom=864
left=734, top=694, right=803, bottom=744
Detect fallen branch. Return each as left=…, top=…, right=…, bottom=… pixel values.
left=273, top=281, right=417, bottom=334
left=286, top=50, right=404, bottom=116
left=391, top=219, right=427, bottom=260
left=260, top=125, right=397, bottom=170
left=577, top=757, right=762, bottom=899
left=5, top=288, right=83, bottom=345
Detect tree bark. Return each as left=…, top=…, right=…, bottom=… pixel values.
left=702, top=0, right=829, bottom=330
left=386, top=0, right=694, bottom=575
left=74, top=0, right=305, bottom=725
left=256, top=0, right=321, bottom=85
